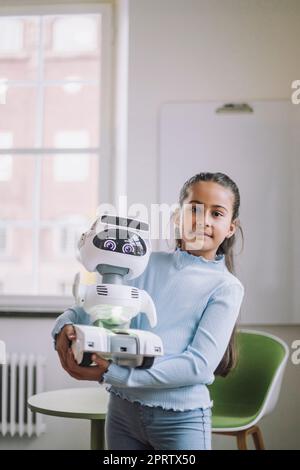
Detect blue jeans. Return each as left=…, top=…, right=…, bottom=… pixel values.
left=105, top=392, right=212, bottom=450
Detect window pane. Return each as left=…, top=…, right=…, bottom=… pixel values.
left=0, top=226, right=9, bottom=254
left=0, top=151, right=99, bottom=296
left=39, top=226, right=83, bottom=296
left=0, top=17, right=39, bottom=81
left=0, top=227, right=34, bottom=295
left=0, top=155, right=35, bottom=220
left=43, top=14, right=101, bottom=81
left=0, top=132, right=13, bottom=181
left=53, top=154, right=90, bottom=182
left=40, top=154, right=99, bottom=220
left=0, top=86, right=37, bottom=148
left=53, top=131, right=90, bottom=181
left=0, top=18, right=23, bottom=53
left=39, top=152, right=99, bottom=295
left=0, top=7, right=108, bottom=304
left=0, top=155, right=13, bottom=181
left=43, top=85, right=100, bottom=147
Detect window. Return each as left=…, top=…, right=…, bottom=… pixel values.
left=52, top=216, right=86, bottom=258
left=0, top=18, right=23, bottom=54
left=0, top=227, right=7, bottom=254
left=58, top=281, right=73, bottom=296
left=0, top=78, right=8, bottom=104
left=0, top=132, right=13, bottom=181
left=0, top=5, right=112, bottom=310
left=0, top=156, right=12, bottom=181
left=52, top=16, right=98, bottom=54
left=53, top=131, right=90, bottom=182
left=0, top=225, right=12, bottom=258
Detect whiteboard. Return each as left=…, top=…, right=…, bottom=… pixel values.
left=159, top=101, right=300, bottom=324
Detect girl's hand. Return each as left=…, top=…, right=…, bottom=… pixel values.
left=64, top=349, right=110, bottom=381
left=56, top=325, right=110, bottom=381
left=56, top=324, right=76, bottom=372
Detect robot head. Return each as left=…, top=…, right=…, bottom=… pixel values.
left=78, top=214, right=151, bottom=279
left=93, top=227, right=147, bottom=256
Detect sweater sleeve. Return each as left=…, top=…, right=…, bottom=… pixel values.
left=50, top=270, right=144, bottom=341
left=51, top=307, right=92, bottom=339
left=102, top=282, right=244, bottom=388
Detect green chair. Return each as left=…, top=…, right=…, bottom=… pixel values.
left=208, top=329, right=289, bottom=450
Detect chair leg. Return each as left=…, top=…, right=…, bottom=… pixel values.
left=214, top=425, right=265, bottom=451
left=236, top=426, right=265, bottom=450
left=251, top=426, right=265, bottom=450
left=236, top=431, right=248, bottom=450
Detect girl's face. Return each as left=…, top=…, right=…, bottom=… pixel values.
left=177, top=181, right=237, bottom=259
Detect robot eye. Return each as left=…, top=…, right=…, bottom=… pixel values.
left=104, top=239, right=117, bottom=251
left=122, top=243, right=134, bottom=254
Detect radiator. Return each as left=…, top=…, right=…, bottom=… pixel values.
left=0, top=353, right=46, bottom=437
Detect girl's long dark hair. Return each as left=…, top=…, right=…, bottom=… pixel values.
left=176, top=172, right=244, bottom=377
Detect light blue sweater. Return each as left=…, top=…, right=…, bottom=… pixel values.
left=52, top=248, right=244, bottom=411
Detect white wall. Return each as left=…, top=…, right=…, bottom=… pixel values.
left=127, top=0, right=300, bottom=212
left=158, top=100, right=299, bottom=324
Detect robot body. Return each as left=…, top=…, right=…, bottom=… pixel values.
left=72, top=326, right=163, bottom=368
left=71, top=214, right=164, bottom=368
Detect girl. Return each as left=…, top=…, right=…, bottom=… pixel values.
left=53, top=172, right=244, bottom=450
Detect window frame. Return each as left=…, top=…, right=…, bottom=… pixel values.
left=0, top=2, right=113, bottom=312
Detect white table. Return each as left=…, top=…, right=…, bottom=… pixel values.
left=28, top=387, right=109, bottom=449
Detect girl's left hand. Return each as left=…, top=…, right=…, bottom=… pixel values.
left=65, top=349, right=110, bottom=381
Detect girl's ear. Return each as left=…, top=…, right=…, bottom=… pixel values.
left=226, top=218, right=238, bottom=239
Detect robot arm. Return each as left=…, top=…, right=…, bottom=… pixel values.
left=72, top=272, right=86, bottom=305
left=140, top=290, right=157, bottom=328
left=73, top=271, right=157, bottom=329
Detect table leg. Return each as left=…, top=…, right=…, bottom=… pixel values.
left=90, top=419, right=106, bottom=450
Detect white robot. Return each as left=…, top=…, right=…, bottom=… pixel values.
left=71, top=214, right=164, bottom=368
